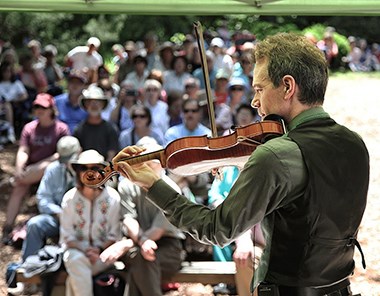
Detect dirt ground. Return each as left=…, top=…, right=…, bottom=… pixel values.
left=0, top=75, right=379, bottom=295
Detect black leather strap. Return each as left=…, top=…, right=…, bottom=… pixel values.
left=277, top=279, right=351, bottom=296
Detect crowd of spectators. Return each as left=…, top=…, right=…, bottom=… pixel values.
left=0, top=26, right=379, bottom=295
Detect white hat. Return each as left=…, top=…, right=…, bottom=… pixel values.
left=57, top=136, right=81, bottom=163
left=135, top=136, right=163, bottom=155
left=87, top=37, right=101, bottom=48
left=80, top=85, right=109, bottom=110
left=70, top=149, right=107, bottom=169
left=210, top=37, right=225, bottom=48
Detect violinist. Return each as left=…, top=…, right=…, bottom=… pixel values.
left=113, top=32, right=368, bottom=296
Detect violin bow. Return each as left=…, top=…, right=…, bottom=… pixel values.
left=193, top=21, right=218, bottom=138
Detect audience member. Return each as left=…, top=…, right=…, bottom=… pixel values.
left=192, top=50, right=216, bottom=90
left=73, top=85, right=119, bottom=161
left=93, top=65, right=120, bottom=121
left=110, top=80, right=138, bottom=132
left=183, top=77, right=201, bottom=100
left=164, top=98, right=211, bottom=145
left=2, top=93, right=70, bottom=244
left=113, top=41, right=137, bottom=85
left=143, top=32, right=162, bottom=71
left=163, top=54, right=192, bottom=94
left=119, top=104, right=164, bottom=148
left=21, top=136, right=81, bottom=261
left=209, top=37, right=234, bottom=76
left=100, top=137, right=184, bottom=296
left=65, top=37, right=103, bottom=84
left=317, top=31, right=339, bottom=68
left=164, top=99, right=212, bottom=204
left=111, top=43, right=128, bottom=67
left=124, top=54, right=150, bottom=91
left=17, top=52, right=48, bottom=123
left=143, top=79, right=168, bottom=139
left=227, top=77, right=248, bottom=116
left=60, top=149, right=121, bottom=296
left=0, top=61, right=27, bottom=143
left=156, top=41, right=175, bottom=72
left=42, top=44, right=64, bottom=97
left=214, top=68, right=230, bottom=105
left=166, top=91, right=183, bottom=127
left=232, top=52, right=254, bottom=94
left=27, top=39, right=46, bottom=71
left=55, top=70, right=88, bottom=134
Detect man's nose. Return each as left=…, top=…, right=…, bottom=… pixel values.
left=251, top=95, right=259, bottom=109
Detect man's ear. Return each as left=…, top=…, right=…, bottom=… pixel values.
left=282, top=75, right=295, bottom=97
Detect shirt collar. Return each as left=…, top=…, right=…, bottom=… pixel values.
left=287, top=106, right=330, bottom=132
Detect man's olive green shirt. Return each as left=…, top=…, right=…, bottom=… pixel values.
left=148, top=107, right=330, bottom=287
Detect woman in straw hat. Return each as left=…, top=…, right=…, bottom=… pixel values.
left=59, top=149, right=121, bottom=296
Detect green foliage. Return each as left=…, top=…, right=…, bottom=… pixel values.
left=302, top=24, right=350, bottom=69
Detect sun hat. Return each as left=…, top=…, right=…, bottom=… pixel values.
left=80, top=85, right=109, bottom=110
left=70, top=149, right=107, bottom=171
left=33, top=93, right=55, bottom=108
left=56, top=136, right=81, bottom=163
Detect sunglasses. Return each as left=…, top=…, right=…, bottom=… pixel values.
left=146, top=88, right=159, bottom=92
left=72, top=164, right=104, bottom=172
left=231, top=87, right=244, bottom=91
left=132, top=114, right=148, bottom=119
left=183, top=108, right=199, bottom=113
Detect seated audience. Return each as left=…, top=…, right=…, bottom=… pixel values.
left=2, top=93, right=69, bottom=244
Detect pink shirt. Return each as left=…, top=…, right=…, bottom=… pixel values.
left=19, top=119, right=70, bottom=165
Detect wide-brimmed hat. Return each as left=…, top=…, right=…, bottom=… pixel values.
left=57, top=136, right=81, bottom=163
left=70, top=149, right=107, bottom=171
left=80, top=85, right=109, bottom=110
left=33, top=93, right=55, bottom=108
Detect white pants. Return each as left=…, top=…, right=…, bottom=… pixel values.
left=63, top=248, right=112, bottom=296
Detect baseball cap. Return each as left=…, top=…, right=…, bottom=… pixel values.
left=56, top=136, right=81, bottom=163
left=33, top=93, right=55, bottom=108
left=87, top=37, right=101, bottom=48
left=215, top=68, right=231, bottom=80
left=210, top=37, right=225, bottom=48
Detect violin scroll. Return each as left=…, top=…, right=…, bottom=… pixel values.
left=80, top=163, right=120, bottom=188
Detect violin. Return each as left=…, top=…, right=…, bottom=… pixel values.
left=81, top=22, right=285, bottom=188
left=81, top=119, right=284, bottom=188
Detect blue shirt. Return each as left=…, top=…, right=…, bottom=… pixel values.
left=55, top=93, right=88, bottom=134
left=36, top=160, right=73, bottom=215
left=164, top=123, right=212, bottom=146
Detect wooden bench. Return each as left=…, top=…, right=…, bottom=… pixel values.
left=16, top=261, right=236, bottom=291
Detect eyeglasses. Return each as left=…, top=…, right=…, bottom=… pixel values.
left=132, top=114, right=148, bottom=119
left=146, top=88, right=159, bottom=92
left=241, top=60, right=251, bottom=65
left=183, top=108, right=199, bottom=113
left=230, top=87, right=244, bottom=91
left=72, top=164, right=104, bottom=172
left=185, top=84, right=196, bottom=89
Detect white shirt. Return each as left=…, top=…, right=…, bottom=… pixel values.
left=67, top=46, right=103, bottom=71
